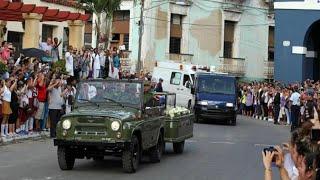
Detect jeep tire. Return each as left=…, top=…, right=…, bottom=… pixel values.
left=149, top=132, right=164, bottom=163
left=173, top=141, right=185, bottom=154
left=122, top=135, right=140, bottom=173
left=57, top=146, right=75, bottom=170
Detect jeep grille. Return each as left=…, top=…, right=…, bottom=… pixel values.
left=75, top=126, right=107, bottom=136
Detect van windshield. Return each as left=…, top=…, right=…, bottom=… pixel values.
left=197, top=76, right=235, bottom=95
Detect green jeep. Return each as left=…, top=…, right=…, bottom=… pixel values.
left=54, top=80, right=166, bottom=173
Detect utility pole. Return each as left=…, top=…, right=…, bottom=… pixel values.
left=137, top=0, right=144, bottom=72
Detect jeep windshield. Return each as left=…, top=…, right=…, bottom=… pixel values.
left=76, top=81, right=142, bottom=108
left=197, top=76, right=235, bottom=95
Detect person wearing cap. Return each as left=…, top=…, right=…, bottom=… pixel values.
left=155, top=78, right=163, bottom=92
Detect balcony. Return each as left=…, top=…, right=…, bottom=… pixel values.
left=222, top=0, right=246, bottom=13
left=169, top=0, right=193, bottom=6
left=264, top=61, right=274, bottom=80
left=216, top=58, right=246, bottom=77
left=166, top=53, right=193, bottom=63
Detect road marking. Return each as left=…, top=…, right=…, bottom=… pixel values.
left=210, top=141, right=235, bottom=145
left=254, top=143, right=276, bottom=147
left=186, top=140, right=197, bottom=143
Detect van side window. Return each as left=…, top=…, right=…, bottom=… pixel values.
left=170, top=72, right=182, bottom=85
left=183, top=74, right=191, bottom=88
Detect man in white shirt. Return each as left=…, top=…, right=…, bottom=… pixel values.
left=290, top=85, right=301, bottom=131
left=39, top=37, right=53, bottom=56
left=65, top=46, right=74, bottom=77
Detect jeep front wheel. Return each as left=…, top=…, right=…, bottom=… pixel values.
left=173, top=141, right=185, bottom=154
left=122, top=135, right=140, bottom=173
left=149, top=133, right=164, bottom=163
left=57, top=146, right=75, bottom=170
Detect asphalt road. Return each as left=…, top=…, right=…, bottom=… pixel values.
left=0, top=116, right=290, bottom=180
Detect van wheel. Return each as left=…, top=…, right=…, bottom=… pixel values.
left=230, top=116, right=237, bottom=126
left=122, top=135, right=140, bottom=173
left=57, top=146, right=75, bottom=170
left=173, top=141, right=185, bottom=154
left=194, top=114, right=200, bottom=123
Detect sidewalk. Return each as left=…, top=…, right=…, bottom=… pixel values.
left=0, top=132, right=50, bottom=146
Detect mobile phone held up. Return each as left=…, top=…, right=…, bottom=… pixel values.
left=311, top=129, right=320, bottom=142
left=263, top=147, right=278, bottom=162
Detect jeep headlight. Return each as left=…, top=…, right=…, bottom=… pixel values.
left=111, top=121, right=120, bottom=131
left=226, top=103, right=234, bottom=107
left=197, top=100, right=208, bottom=106
left=62, top=120, right=71, bottom=130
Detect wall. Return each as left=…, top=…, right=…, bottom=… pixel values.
left=274, top=9, right=320, bottom=83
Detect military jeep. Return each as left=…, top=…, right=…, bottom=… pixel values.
left=54, top=80, right=165, bottom=173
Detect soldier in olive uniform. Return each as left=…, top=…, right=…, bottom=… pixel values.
left=144, top=81, right=155, bottom=108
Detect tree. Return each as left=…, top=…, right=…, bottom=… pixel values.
left=78, top=0, right=123, bottom=48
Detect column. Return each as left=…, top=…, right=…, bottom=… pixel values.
left=0, top=20, right=7, bottom=45
left=22, top=13, right=42, bottom=48
left=68, top=20, right=84, bottom=50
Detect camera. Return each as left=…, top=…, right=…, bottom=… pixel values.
left=311, top=129, right=320, bottom=142
left=263, top=147, right=278, bottom=162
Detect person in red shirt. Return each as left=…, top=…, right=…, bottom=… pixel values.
left=33, top=71, right=47, bottom=132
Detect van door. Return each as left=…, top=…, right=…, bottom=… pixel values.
left=181, top=74, right=193, bottom=107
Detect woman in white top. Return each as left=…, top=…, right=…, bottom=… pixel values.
left=65, top=46, right=74, bottom=77
left=0, top=79, right=17, bottom=139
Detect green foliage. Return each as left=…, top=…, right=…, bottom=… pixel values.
left=52, top=60, right=67, bottom=75
left=0, top=61, right=8, bottom=74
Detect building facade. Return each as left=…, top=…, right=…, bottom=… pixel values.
left=101, top=0, right=274, bottom=80
left=274, top=0, right=320, bottom=83
left=1, top=0, right=91, bottom=57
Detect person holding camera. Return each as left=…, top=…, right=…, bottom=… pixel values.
left=262, top=146, right=290, bottom=180
left=47, top=77, right=64, bottom=138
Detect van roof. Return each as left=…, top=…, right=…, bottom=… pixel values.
left=196, top=72, right=235, bottom=78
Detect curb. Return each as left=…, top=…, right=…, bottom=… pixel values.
left=0, top=132, right=50, bottom=146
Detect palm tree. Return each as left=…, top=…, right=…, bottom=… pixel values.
left=78, top=0, right=124, bottom=48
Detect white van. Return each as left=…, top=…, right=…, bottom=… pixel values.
left=152, top=61, right=197, bottom=108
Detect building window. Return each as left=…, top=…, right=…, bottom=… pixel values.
left=170, top=37, right=181, bottom=54
left=224, top=21, right=236, bottom=58
left=42, top=24, right=54, bottom=42
left=112, top=33, right=120, bottom=42
left=123, top=34, right=129, bottom=50
left=171, top=14, right=182, bottom=25
left=170, top=14, right=183, bottom=54
left=268, top=26, right=274, bottom=61
left=113, top=10, right=130, bottom=21
left=170, top=72, right=182, bottom=85
left=84, top=33, right=92, bottom=44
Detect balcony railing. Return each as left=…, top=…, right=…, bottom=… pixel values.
left=216, top=57, right=246, bottom=77
left=264, top=61, right=274, bottom=79
left=167, top=53, right=193, bottom=63
left=222, top=0, right=246, bottom=12
left=169, top=0, right=193, bottom=6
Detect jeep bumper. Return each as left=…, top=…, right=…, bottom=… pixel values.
left=53, top=139, right=132, bottom=151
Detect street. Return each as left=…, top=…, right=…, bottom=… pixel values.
left=0, top=116, right=289, bottom=180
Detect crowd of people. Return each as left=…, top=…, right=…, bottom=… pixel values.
left=238, top=82, right=320, bottom=179
left=238, top=80, right=320, bottom=132
left=0, top=37, right=144, bottom=142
